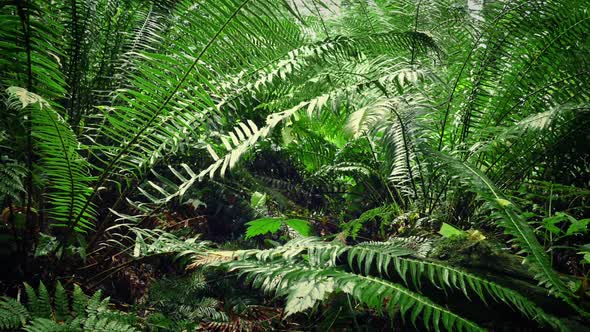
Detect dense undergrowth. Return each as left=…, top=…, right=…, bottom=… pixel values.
left=0, top=0, right=589, bottom=331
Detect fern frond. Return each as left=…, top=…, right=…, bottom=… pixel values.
left=435, top=152, right=587, bottom=317
left=0, top=159, right=27, bottom=203
left=345, top=243, right=566, bottom=330
left=85, top=291, right=108, bottom=318
left=71, top=285, right=88, bottom=319
left=53, top=282, right=69, bottom=322
left=211, top=236, right=566, bottom=330
left=148, top=100, right=311, bottom=203
left=37, top=283, right=53, bottom=320
left=24, top=283, right=41, bottom=319
left=0, top=1, right=67, bottom=100
left=0, top=296, right=29, bottom=330
left=226, top=260, right=483, bottom=331
left=6, top=87, right=96, bottom=232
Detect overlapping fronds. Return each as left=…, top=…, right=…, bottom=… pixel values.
left=146, top=61, right=435, bottom=204
left=435, top=152, right=588, bottom=318
left=434, top=0, right=590, bottom=152
left=229, top=259, right=483, bottom=331
left=97, top=0, right=305, bottom=176
left=210, top=238, right=566, bottom=330
left=11, top=282, right=141, bottom=332
left=65, top=0, right=317, bottom=234
left=0, top=1, right=67, bottom=100
left=0, top=296, right=29, bottom=330
left=211, top=237, right=565, bottom=330
left=104, top=224, right=211, bottom=263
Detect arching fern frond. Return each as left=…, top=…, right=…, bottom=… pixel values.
left=225, top=259, right=483, bottom=331
left=6, top=87, right=95, bottom=232
left=209, top=236, right=565, bottom=330
left=344, top=242, right=566, bottom=330
left=145, top=100, right=312, bottom=203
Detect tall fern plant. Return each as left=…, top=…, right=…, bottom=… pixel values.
left=133, top=0, right=590, bottom=320
left=0, top=0, right=320, bottom=253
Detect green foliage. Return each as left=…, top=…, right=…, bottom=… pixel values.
left=438, top=223, right=465, bottom=238
left=0, top=0, right=589, bottom=329
left=284, top=278, right=335, bottom=317
left=543, top=213, right=590, bottom=237
left=0, top=158, right=27, bottom=203
left=0, top=0, right=323, bottom=250
left=245, top=217, right=312, bottom=239
left=437, top=153, right=587, bottom=317
left=216, top=237, right=566, bottom=331
left=245, top=218, right=283, bottom=239
left=0, top=282, right=139, bottom=331
left=579, top=245, right=590, bottom=266
left=6, top=87, right=95, bottom=232
left=53, top=283, right=69, bottom=322
left=229, top=259, right=483, bottom=331
left=24, top=282, right=51, bottom=319
left=344, top=204, right=400, bottom=240
left=0, top=296, right=29, bottom=330
left=71, top=285, right=87, bottom=319
left=144, top=272, right=227, bottom=330
left=106, top=225, right=211, bottom=263
left=284, top=219, right=312, bottom=237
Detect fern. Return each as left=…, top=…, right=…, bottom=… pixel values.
left=0, top=1, right=67, bottom=100
left=139, top=14, right=444, bottom=204
left=212, top=237, right=566, bottom=331
left=24, top=282, right=52, bottom=320
left=244, top=217, right=312, bottom=239
left=83, top=315, right=138, bottom=332
left=0, top=282, right=140, bottom=331
left=436, top=152, right=588, bottom=317
left=0, top=296, right=29, bottom=330
left=145, top=272, right=228, bottom=330
left=344, top=204, right=400, bottom=240
left=345, top=242, right=566, bottom=330
left=6, top=87, right=96, bottom=232
left=0, top=158, right=27, bottom=203
left=22, top=318, right=65, bottom=332
left=228, top=260, right=483, bottom=331
left=71, top=285, right=88, bottom=319
left=37, top=281, right=52, bottom=320
left=148, top=100, right=310, bottom=203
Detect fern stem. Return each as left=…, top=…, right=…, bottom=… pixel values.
left=311, top=0, right=330, bottom=39
left=357, top=0, right=376, bottom=34
left=347, top=294, right=361, bottom=332
left=16, top=0, right=35, bottom=267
